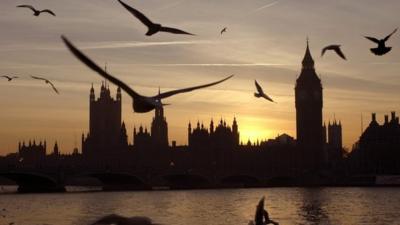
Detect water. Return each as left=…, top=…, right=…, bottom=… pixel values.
left=1, top=187, right=400, bottom=225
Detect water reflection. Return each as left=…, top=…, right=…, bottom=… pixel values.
left=0, top=187, right=400, bottom=225
left=298, top=188, right=330, bottom=224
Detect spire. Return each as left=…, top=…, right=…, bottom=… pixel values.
left=90, top=83, right=95, bottom=101
left=302, top=37, right=315, bottom=69
left=117, top=86, right=121, bottom=101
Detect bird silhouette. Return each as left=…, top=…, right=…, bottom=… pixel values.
left=248, top=197, right=279, bottom=225
left=62, top=35, right=233, bottom=113
left=321, top=45, right=346, bottom=60
left=254, top=80, right=275, bottom=103
left=31, top=76, right=59, bottom=94
left=17, top=5, right=56, bottom=17
left=117, top=0, right=194, bottom=36
left=221, top=27, right=227, bottom=35
left=90, top=214, right=162, bottom=225
left=364, top=28, right=397, bottom=56
left=1, top=75, right=18, bottom=81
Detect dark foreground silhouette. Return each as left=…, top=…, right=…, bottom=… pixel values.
left=91, top=214, right=162, bottom=225
left=249, top=197, right=279, bottom=225
left=117, top=0, right=194, bottom=36
left=62, top=35, right=233, bottom=113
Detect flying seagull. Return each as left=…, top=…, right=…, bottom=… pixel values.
left=61, top=35, right=232, bottom=113
left=321, top=45, right=346, bottom=60
left=248, top=197, right=279, bottom=225
left=17, top=5, right=56, bottom=17
left=364, top=28, right=397, bottom=56
left=1, top=75, right=18, bottom=81
left=90, top=214, right=162, bottom=225
left=31, top=76, right=59, bottom=94
left=221, top=27, right=227, bottom=35
left=254, top=80, right=275, bottom=103
left=117, top=0, right=194, bottom=36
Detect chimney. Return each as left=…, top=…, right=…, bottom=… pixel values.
left=391, top=111, right=396, bottom=122
left=384, top=115, right=389, bottom=124
left=372, top=113, right=376, bottom=122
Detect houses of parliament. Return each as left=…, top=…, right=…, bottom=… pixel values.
left=3, top=42, right=398, bottom=177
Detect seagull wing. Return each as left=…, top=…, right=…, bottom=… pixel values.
left=262, top=93, right=275, bottom=103
left=61, top=35, right=143, bottom=99
left=118, top=0, right=154, bottom=27
left=255, top=197, right=265, bottom=225
left=263, top=209, right=270, bottom=221
left=40, top=9, right=56, bottom=16
left=31, top=75, right=47, bottom=81
left=254, top=80, right=264, bottom=94
left=1, top=75, right=10, bottom=79
left=17, top=5, right=37, bottom=12
left=221, top=27, right=227, bottom=34
left=333, top=47, right=346, bottom=60
left=364, top=36, right=380, bottom=44
left=383, top=28, right=398, bottom=42
left=159, top=26, right=194, bottom=35
left=321, top=46, right=330, bottom=57
left=153, top=75, right=233, bottom=99
left=48, top=81, right=59, bottom=94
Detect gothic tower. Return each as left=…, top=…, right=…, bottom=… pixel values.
left=151, top=100, right=169, bottom=147
left=295, top=40, right=324, bottom=169
left=83, top=82, right=122, bottom=157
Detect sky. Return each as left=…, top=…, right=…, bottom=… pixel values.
left=0, top=0, right=399, bottom=155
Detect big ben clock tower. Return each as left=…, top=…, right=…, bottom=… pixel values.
left=295, top=40, right=324, bottom=170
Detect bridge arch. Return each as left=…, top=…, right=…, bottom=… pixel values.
left=162, top=174, right=210, bottom=189
left=0, top=172, right=65, bottom=193
left=265, top=176, right=297, bottom=186
left=78, top=172, right=148, bottom=191
left=220, top=174, right=262, bottom=187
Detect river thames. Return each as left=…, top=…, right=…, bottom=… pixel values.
left=1, top=187, right=400, bottom=225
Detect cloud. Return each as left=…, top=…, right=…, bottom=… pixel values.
left=252, top=0, right=280, bottom=13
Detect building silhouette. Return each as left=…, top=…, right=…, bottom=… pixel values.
left=323, top=120, right=343, bottom=168
left=295, top=40, right=324, bottom=170
left=81, top=82, right=128, bottom=159
left=350, top=112, right=400, bottom=174
left=151, top=99, right=169, bottom=147
left=327, top=120, right=342, bottom=149
left=18, top=140, right=46, bottom=165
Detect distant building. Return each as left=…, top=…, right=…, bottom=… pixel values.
left=133, top=103, right=169, bottom=148
left=151, top=100, right=169, bottom=147
left=81, top=82, right=128, bottom=158
left=328, top=120, right=342, bottom=149
left=18, top=140, right=46, bottom=166
left=133, top=125, right=151, bottom=148
left=323, top=120, right=343, bottom=167
left=188, top=118, right=240, bottom=149
left=295, top=40, right=324, bottom=169
left=350, top=112, right=400, bottom=174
